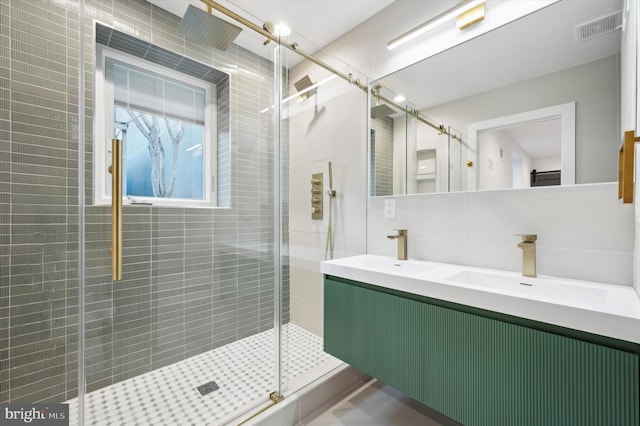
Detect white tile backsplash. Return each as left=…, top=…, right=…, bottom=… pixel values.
left=369, top=183, right=634, bottom=286
left=538, top=247, right=633, bottom=285
left=464, top=184, right=633, bottom=252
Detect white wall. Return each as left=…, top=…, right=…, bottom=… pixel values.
left=477, top=130, right=524, bottom=190
left=369, top=183, right=634, bottom=286
left=532, top=156, right=561, bottom=172
left=288, top=82, right=367, bottom=336
left=424, top=56, right=620, bottom=184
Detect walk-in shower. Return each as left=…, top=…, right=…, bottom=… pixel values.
left=1, top=0, right=366, bottom=424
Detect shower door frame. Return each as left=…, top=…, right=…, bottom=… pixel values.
left=76, top=2, right=289, bottom=424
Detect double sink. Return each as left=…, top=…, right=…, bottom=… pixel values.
left=321, top=254, right=640, bottom=344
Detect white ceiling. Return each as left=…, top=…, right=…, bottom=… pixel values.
left=486, top=118, right=561, bottom=160
left=148, top=0, right=395, bottom=58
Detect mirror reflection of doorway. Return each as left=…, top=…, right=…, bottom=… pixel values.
left=512, top=151, right=524, bottom=188
left=468, top=102, right=575, bottom=191
left=477, top=117, right=561, bottom=190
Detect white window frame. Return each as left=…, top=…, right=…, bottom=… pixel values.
left=94, top=44, right=218, bottom=208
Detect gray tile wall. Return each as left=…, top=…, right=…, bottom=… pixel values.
left=1, top=0, right=81, bottom=404
left=1, top=0, right=290, bottom=403
left=371, top=117, right=394, bottom=196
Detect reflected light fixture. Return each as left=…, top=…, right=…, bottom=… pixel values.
left=387, top=0, right=485, bottom=50
left=274, top=22, right=291, bottom=37
left=394, top=94, right=406, bottom=103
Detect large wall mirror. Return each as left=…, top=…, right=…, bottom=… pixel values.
left=370, top=0, right=622, bottom=196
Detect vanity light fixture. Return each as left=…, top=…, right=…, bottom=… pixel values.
left=457, top=2, right=485, bottom=29
left=387, top=0, right=485, bottom=50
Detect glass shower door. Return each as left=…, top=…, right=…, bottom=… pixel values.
left=0, top=0, right=81, bottom=422
left=279, top=28, right=369, bottom=399
left=79, top=1, right=285, bottom=424
left=448, top=126, right=470, bottom=192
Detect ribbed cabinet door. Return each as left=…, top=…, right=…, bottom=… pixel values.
left=324, top=277, right=639, bottom=426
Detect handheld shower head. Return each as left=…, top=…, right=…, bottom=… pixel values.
left=178, top=5, right=242, bottom=51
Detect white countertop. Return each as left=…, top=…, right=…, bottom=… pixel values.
left=321, top=254, right=640, bottom=344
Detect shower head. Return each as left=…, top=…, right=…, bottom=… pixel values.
left=370, top=84, right=396, bottom=119
left=178, top=5, right=242, bottom=51
left=294, top=75, right=316, bottom=100
left=371, top=103, right=396, bottom=119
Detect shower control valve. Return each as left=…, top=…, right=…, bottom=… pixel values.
left=311, top=173, right=323, bottom=220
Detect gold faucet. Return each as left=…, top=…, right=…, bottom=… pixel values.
left=516, top=234, right=537, bottom=277
left=387, top=229, right=408, bottom=260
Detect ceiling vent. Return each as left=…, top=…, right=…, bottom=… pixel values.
left=575, top=11, right=622, bottom=42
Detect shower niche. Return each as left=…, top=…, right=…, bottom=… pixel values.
left=415, top=148, right=436, bottom=191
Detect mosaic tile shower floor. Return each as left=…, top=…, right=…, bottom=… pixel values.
left=67, top=324, right=332, bottom=425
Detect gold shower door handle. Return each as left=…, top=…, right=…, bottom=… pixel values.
left=109, top=138, right=123, bottom=281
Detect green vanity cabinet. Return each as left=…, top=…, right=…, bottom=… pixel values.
left=324, top=276, right=639, bottom=426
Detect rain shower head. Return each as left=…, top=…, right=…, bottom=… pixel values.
left=178, top=5, right=242, bottom=51
left=371, top=103, right=396, bottom=119
left=370, top=84, right=396, bottom=119
left=294, top=75, right=316, bottom=100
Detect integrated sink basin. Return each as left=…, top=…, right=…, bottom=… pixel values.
left=321, top=254, right=640, bottom=344
left=444, top=270, right=608, bottom=310
left=326, top=254, right=437, bottom=276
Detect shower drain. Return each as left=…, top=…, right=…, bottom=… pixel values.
left=197, top=381, right=220, bottom=396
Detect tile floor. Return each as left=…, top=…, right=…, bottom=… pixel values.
left=67, top=324, right=333, bottom=425
left=299, top=379, right=462, bottom=426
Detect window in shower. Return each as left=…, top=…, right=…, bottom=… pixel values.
left=94, top=43, right=220, bottom=208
